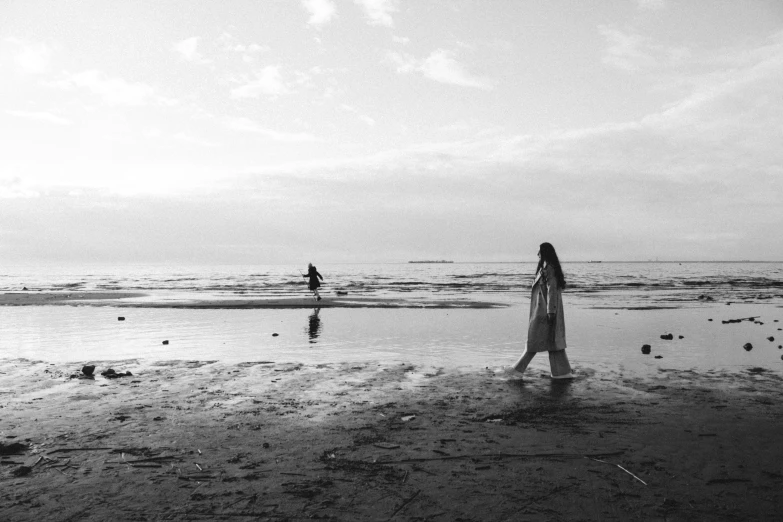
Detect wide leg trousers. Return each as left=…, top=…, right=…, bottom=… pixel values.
left=512, top=348, right=572, bottom=377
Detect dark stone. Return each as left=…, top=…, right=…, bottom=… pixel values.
left=272, top=333, right=279, bottom=337
left=654, top=355, right=663, bottom=359
left=708, top=319, right=713, bottom=321
left=641, top=344, right=652, bottom=354
left=743, top=343, right=753, bottom=352
left=162, top=340, right=169, bottom=345
left=118, top=317, right=125, bottom=321
left=23, top=287, right=28, bottom=291
left=82, top=365, right=95, bottom=376
left=678, top=335, right=684, bottom=339
left=0, top=442, right=28, bottom=455
left=263, top=442, right=270, bottom=448
left=100, top=368, right=133, bottom=379
left=12, top=466, right=32, bottom=477
left=336, top=290, right=348, bottom=295
left=660, top=333, right=674, bottom=340
left=768, top=337, right=775, bottom=342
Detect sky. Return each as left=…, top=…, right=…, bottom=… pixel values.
left=1, top=0, right=782, bottom=264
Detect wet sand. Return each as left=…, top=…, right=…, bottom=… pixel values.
left=2, top=358, right=782, bottom=521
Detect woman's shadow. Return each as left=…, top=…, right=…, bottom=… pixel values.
left=306, top=308, right=322, bottom=343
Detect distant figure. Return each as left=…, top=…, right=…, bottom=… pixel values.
left=303, top=263, right=323, bottom=301
left=507, top=242, right=573, bottom=379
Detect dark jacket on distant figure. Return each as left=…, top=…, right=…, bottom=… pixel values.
left=306, top=266, right=323, bottom=290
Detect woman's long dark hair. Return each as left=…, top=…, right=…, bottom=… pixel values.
left=536, top=242, right=566, bottom=289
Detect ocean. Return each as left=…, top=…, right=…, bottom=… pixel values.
left=1, top=262, right=782, bottom=370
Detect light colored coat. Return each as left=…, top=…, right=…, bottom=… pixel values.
left=526, top=263, right=567, bottom=353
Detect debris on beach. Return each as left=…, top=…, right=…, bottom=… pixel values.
left=162, top=340, right=169, bottom=345
left=101, top=368, right=133, bottom=379
left=678, top=335, right=684, bottom=339
left=768, top=337, right=775, bottom=342
left=641, top=344, right=652, bottom=354
left=722, top=316, right=759, bottom=324
left=654, top=355, right=663, bottom=359
left=82, top=365, right=95, bottom=376
left=0, top=442, right=28, bottom=455
left=697, top=294, right=714, bottom=301
left=660, top=333, right=674, bottom=340
left=118, top=317, right=125, bottom=321
left=743, top=343, right=753, bottom=351
left=272, top=333, right=279, bottom=337
left=373, top=442, right=401, bottom=449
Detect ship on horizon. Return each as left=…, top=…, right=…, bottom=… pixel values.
left=408, top=260, right=454, bottom=264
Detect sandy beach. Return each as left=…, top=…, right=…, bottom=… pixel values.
left=2, top=357, right=782, bottom=521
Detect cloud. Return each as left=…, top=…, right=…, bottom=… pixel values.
left=230, top=66, right=287, bottom=98
left=598, top=26, right=657, bottom=71
left=143, top=128, right=217, bottom=148
left=354, top=0, right=397, bottom=27
left=170, top=132, right=221, bottom=148
left=173, top=37, right=211, bottom=64
left=387, top=51, right=417, bottom=73
left=439, top=121, right=471, bottom=133
left=6, top=38, right=53, bottom=74
left=637, top=0, right=667, bottom=11
left=216, top=32, right=269, bottom=63
left=339, top=104, right=375, bottom=126
left=421, top=49, right=496, bottom=89
left=6, top=110, right=71, bottom=126
left=303, top=0, right=337, bottom=27
left=0, top=177, right=39, bottom=199
left=225, top=117, right=322, bottom=142
left=598, top=25, right=689, bottom=72
left=388, top=49, right=496, bottom=90
left=52, top=70, right=175, bottom=106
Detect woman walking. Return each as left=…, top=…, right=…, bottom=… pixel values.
left=507, top=242, right=573, bottom=379
left=303, top=263, right=324, bottom=301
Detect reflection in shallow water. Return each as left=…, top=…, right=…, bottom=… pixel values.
left=307, top=308, right=322, bottom=343
left=1, top=303, right=781, bottom=370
